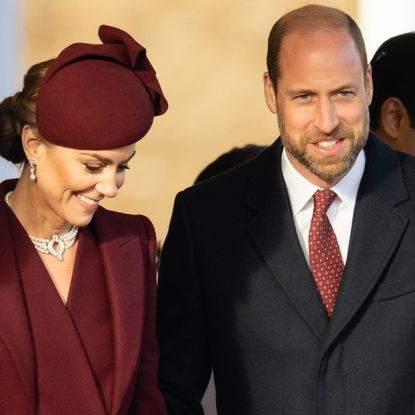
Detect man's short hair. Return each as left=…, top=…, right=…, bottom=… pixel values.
left=369, top=32, right=415, bottom=130
left=266, top=4, right=368, bottom=89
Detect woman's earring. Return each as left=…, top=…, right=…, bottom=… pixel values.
left=29, top=159, right=37, bottom=182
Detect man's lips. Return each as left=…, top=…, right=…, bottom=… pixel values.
left=310, top=137, right=345, bottom=150
left=310, top=137, right=345, bottom=148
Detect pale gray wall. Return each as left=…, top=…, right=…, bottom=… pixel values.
left=0, top=0, right=21, bottom=181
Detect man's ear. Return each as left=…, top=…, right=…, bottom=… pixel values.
left=365, top=64, right=373, bottom=105
left=263, top=72, right=277, bottom=114
left=21, top=125, right=45, bottom=162
left=379, top=97, right=408, bottom=141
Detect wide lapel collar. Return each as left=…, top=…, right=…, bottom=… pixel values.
left=91, top=208, right=144, bottom=414
left=325, top=134, right=409, bottom=348
left=0, top=180, right=35, bottom=410
left=246, top=140, right=328, bottom=341
left=14, top=228, right=107, bottom=414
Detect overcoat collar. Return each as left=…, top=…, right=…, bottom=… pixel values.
left=0, top=179, right=35, bottom=412
left=245, top=140, right=329, bottom=341
left=90, top=208, right=146, bottom=414
left=324, top=133, right=408, bottom=349
left=245, top=134, right=408, bottom=345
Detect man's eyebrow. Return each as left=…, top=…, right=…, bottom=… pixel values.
left=286, top=89, right=314, bottom=97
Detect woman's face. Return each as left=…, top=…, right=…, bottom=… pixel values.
left=33, top=142, right=136, bottom=229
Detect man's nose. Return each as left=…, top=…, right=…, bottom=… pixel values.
left=314, top=99, right=339, bottom=134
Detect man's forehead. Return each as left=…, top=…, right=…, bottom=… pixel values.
left=281, top=28, right=352, bottom=49
left=276, top=30, right=365, bottom=87
left=279, top=29, right=359, bottom=65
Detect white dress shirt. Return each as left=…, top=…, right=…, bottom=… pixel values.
left=281, top=148, right=365, bottom=265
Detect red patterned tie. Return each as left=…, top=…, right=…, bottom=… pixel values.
left=309, top=189, right=344, bottom=317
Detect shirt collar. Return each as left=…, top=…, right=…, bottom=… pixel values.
left=281, top=148, right=366, bottom=215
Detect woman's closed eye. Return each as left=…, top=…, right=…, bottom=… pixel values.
left=117, top=164, right=130, bottom=172
left=84, top=163, right=104, bottom=173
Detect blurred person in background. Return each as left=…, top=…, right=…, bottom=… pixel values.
left=370, top=32, right=415, bottom=155
left=194, top=144, right=265, bottom=184
left=0, top=25, right=168, bottom=414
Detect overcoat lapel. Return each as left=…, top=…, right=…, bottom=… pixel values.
left=325, top=135, right=409, bottom=348
left=91, top=209, right=145, bottom=414
left=246, top=141, right=328, bottom=341
left=245, top=135, right=409, bottom=345
left=14, top=231, right=107, bottom=414
left=0, top=180, right=35, bottom=411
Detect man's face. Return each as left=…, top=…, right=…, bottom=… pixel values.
left=264, top=29, right=372, bottom=187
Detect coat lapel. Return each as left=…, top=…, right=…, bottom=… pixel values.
left=246, top=141, right=328, bottom=341
left=325, top=135, right=409, bottom=347
left=245, top=135, right=409, bottom=346
left=0, top=180, right=35, bottom=411
left=91, top=208, right=145, bottom=414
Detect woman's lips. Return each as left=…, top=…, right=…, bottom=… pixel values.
left=77, top=194, right=99, bottom=211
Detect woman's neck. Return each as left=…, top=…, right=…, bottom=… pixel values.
left=6, top=177, right=71, bottom=238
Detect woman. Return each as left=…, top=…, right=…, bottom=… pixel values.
left=0, top=25, right=168, bottom=414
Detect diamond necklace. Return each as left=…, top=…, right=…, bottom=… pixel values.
left=4, top=191, right=79, bottom=261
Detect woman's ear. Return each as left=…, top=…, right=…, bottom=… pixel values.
left=21, top=125, right=45, bottom=162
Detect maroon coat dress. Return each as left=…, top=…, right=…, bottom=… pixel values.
left=0, top=180, right=166, bottom=415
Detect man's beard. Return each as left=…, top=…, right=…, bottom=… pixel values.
left=277, top=108, right=369, bottom=183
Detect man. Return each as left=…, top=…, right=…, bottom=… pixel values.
left=157, top=5, right=415, bottom=414
left=370, top=32, right=415, bottom=155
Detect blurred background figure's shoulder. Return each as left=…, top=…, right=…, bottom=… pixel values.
left=194, top=144, right=266, bottom=185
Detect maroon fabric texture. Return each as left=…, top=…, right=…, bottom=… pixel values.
left=0, top=179, right=167, bottom=415
left=10, top=208, right=109, bottom=414
left=67, top=227, right=114, bottom=411
left=36, top=24, right=168, bottom=150
left=0, top=337, right=30, bottom=414
left=90, top=207, right=167, bottom=415
left=0, top=197, right=35, bottom=415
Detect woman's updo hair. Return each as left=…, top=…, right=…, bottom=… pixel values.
left=0, top=59, right=54, bottom=163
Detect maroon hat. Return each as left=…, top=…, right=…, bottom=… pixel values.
left=36, top=25, right=168, bottom=150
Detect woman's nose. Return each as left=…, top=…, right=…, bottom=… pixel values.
left=95, top=180, right=118, bottom=198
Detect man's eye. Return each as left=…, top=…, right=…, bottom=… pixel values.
left=296, top=94, right=311, bottom=101
left=338, top=91, right=353, bottom=97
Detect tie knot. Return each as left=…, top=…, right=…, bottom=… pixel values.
left=313, top=189, right=337, bottom=215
